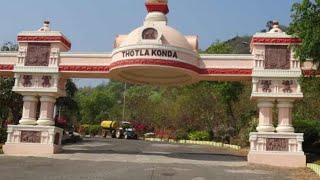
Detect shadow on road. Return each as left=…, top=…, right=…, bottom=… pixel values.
left=62, top=148, right=246, bottom=162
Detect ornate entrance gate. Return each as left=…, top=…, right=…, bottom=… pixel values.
left=0, top=0, right=317, bottom=167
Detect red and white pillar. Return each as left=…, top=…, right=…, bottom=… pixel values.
left=276, top=100, right=294, bottom=133
left=37, top=96, right=56, bottom=126
left=256, top=101, right=275, bottom=132
left=19, top=95, right=38, bottom=125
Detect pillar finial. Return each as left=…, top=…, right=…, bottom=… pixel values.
left=38, top=20, right=51, bottom=32
left=145, top=0, right=169, bottom=15
left=273, top=21, right=279, bottom=28
left=268, top=20, right=283, bottom=33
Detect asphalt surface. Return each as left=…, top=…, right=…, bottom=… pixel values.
left=0, top=138, right=316, bottom=180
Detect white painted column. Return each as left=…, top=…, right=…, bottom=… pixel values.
left=256, top=101, right=275, bottom=132
left=252, top=78, right=258, bottom=93
left=19, top=95, right=38, bottom=125
left=37, top=96, right=56, bottom=126
left=14, top=74, right=20, bottom=87
left=276, top=101, right=295, bottom=133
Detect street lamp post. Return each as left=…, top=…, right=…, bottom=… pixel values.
left=122, top=82, right=127, bottom=121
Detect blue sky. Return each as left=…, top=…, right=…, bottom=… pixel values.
left=0, top=0, right=298, bottom=87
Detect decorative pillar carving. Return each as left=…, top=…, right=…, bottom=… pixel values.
left=296, top=80, right=302, bottom=93
left=48, top=130, right=55, bottom=143
left=297, top=136, right=304, bottom=152
left=14, top=74, right=20, bottom=87
left=253, top=46, right=265, bottom=69
left=276, top=101, right=294, bottom=133
left=49, top=48, right=60, bottom=66
left=252, top=78, right=258, bottom=93
left=53, top=74, right=59, bottom=87
left=291, top=51, right=300, bottom=69
left=19, top=95, right=38, bottom=125
left=256, top=101, right=275, bottom=132
left=25, top=43, right=51, bottom=66
left=249, top=134, right=257, bottom=151
left=17, top=47, right=27, bottom=66
left=6, top=127, right=14, bottom=143
left=37, top=96, right=56, bottom=126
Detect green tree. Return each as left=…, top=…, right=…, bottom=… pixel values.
left=213, top=82, right=244, bottom=132
left=76, top=84, right=116, bottom=124
left=0, top=42, right=22, bottom=125
left=204, top=40, right=246, bottom=133
left=104, top=80, right=128, bottom=120
left=205, top=41, right=233, bottom=54
left=287, top=0, right=320, bottom=65
left=0, top=42, right=18, bottom=51
left=55, top=79, right=79, bottom=128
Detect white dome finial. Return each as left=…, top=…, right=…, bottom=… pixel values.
left=145, top=12, right=167, bottom=25
left=38, top=21, right=51, bottom=32
left=268, top=21, right=283, bottom=33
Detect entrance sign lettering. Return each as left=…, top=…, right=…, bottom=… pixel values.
left=122, top=49, right=178, bottom=59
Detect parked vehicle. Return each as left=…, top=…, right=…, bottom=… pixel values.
left=62, top=131, right=82, bottom=144
left=101, top=120, right=138, bottom=139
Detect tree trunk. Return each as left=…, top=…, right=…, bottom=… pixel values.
left=226, top=101, right=237, bottom=135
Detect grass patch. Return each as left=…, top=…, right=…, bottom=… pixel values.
left=304, top=146, right=320, bottom=165
left=306, top=153, right=320, bottom=165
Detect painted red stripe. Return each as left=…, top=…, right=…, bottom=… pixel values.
left=252, top=37, right=302, bottom=44
left=0, top=64, right=14, bottom=70
left=59, top=66, right=109, bottom=72
left=302, top=70, right=320, bottom=76
left=17, top=36, right=71, bottom=49
left=110, top=59, right=252, bottom=75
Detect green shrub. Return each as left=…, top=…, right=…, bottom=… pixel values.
left=238, top=118, right=258, bottom=147
left=0, top=128, right=7, bottom=144
left=80, top=124, right=90, bottom=135
left=188, top=131, right=210, bottom=141
left=208, top=130, right=214, bottom=141
left=173, top=129, right=189, bottom=141
left=293, top=119, right=320, bottom=147
left=213, top=126, right=235, bottom=143
left=88, top=125, right=101, bottom=136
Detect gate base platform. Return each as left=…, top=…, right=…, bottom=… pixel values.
left=3, top=125, right=63, bottom=155
left=248, top=132, right=306, bottom=167
left=248, top=151, right=306, bottom=167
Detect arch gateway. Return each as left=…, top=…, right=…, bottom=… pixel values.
left=0, top=1, right=317, bottom=168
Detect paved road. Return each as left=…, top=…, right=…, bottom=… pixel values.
left=0, top=138, right=316, bottom=180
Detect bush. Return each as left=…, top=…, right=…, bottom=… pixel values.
left=213, top=125, right=235, bottom=143
left=188, top=131, right=210, bottom=141
left=293, top=119, right=320, bottom=147
left=80, top=124, right=90, bottom=135
left=80, top=124, right=101, bottom=136
left=88, top=125, right=101, bottom=136
left=0, top=128, right=7, bottom=144
left=238, top=118, right=258, bottom=147
left=173, top=129, right=189, bottom=141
